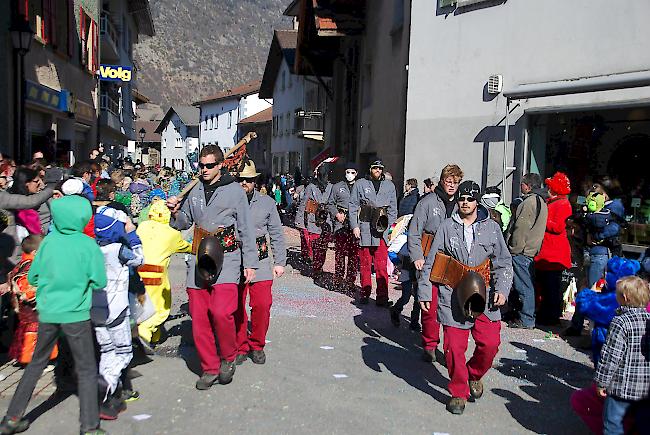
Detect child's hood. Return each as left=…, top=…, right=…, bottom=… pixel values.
left=51, top=195, right=92, bottom=235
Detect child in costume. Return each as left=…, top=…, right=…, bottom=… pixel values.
left=92, top=204, right=144, bottom=420
left=575, top=256, right=641, bottom=365
left=136, top=198, right=191, bottom=351
left=7, top=235, right=58, bottom=365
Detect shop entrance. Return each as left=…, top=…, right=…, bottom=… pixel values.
left=528, top=106, right=650, bottom=254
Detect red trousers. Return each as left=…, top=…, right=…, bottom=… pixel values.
left=235, top=280, right=273, bottom=354
left=187, top=284, right=238, bottom=375
left=443, top=314, right=501, bottom=399
left=334, top=229, right=359, bottom=285
left=300, top=229, right=313, bottom=261
left=421, top=284, right=440, bottom=351
left=359, top=239, right=389, bottom=299
left=307, top=231, right=330, bottom=276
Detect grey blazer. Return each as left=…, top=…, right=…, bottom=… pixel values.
left=171, top=179, right=259, bottom=288
left=407, top=191, right=456, bottom=262
left=303, top=182, right=333, bottom=235
left=327, top=180, right=353, bottom=233
left=348, top=177, right=397, bottom=247
left=417, top=206, right=513, bottom=329
left=248, top=190, right=286, bottom=283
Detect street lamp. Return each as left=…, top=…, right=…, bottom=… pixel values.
left=139, top=127, right=146, bottom=165
left=10, top=15, right=33, bottom=163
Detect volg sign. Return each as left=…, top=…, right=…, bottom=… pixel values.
left=98, top=65, right=132, bottom=82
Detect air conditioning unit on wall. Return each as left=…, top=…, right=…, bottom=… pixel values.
left=488, top=75, right=503, bottom=94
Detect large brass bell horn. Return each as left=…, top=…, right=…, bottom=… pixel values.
left=195, top=236, right=224, bottom=287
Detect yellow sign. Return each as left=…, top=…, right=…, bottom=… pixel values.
left=98, top=65, right=132, bottom=82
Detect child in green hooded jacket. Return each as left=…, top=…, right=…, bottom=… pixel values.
left=0, top=194, right=108, bottom=435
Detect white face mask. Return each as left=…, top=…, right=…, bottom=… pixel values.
left=345, top=171, right=357, bottom=182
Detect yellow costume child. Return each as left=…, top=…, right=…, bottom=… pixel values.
left=136, top=199, right=191, bottom=346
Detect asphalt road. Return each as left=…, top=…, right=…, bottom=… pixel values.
left=0, top=227, right=595, bottom=435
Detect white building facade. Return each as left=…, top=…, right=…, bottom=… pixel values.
left=155, top=106, right=199, bottom=171
left=194, top=81, right=271, bottom=154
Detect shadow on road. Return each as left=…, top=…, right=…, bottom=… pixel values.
left=492, top=341, right=593, bottom=434
left=354, top=301, right=449, bottom=405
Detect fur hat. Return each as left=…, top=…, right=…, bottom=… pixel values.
left=545, top=172, right=571, bottom=195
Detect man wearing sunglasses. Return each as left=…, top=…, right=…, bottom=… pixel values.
left=166, top=145, right=258, bottom=390
left=417, top=180, right=513, bottom=415
left=349, top=159, right=397, bottom=306
left=327, top=162, right=359, bottom=294
left=234, top=160, right=285, bottom=366
left=406, top=164, right=463, bottom=364
left=303, top=163, right=334, bottom=282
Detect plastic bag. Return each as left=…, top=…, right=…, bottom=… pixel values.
left=129, top=292, right=155, bottom=324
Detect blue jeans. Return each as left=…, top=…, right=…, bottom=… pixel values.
left=512, top=255, right=536, bottom=327
left=394, top=280, right=415, bottom=312
left=588, top=253, right=609, bottom=288
left=603, top=396, right=632, bottom=435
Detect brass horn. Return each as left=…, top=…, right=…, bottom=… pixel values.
left=371, top=207, right=389, bottom=233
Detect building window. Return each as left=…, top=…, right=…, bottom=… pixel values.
left=228, top=111, right=232, bottom=129
left=207, top=116, right=212, bottom=130
left=279, top=115, right=283, bottom=136
left=214, top=114, right=218, bottom=129
left=79, top=7, right=98, bottom=73
left=54, top=0, right=71, bottom=55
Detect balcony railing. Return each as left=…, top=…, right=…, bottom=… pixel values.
left=294, top=111, right=323, bottom=134
left=100, top=92, right=119, bottom=116
left=100, top=13, right=120, bottom=60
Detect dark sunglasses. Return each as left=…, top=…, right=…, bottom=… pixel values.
left=238, top=177, right=256, bottom=183
left=198, top=162, right=218, bottom=170
left=458, top=196, right=476, bottom=203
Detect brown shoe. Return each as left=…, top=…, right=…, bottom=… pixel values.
left=469, top=379, right=483, bottom=399
left=446, top=397, right=466, bottom=415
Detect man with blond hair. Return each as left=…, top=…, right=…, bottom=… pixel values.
left=404, top=164, right=463, bottom=364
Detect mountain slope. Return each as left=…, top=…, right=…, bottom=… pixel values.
left=133, top=0, right=291, bottom=108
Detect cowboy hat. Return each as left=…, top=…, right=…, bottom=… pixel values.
left=238, top=160, right=260, bottom=178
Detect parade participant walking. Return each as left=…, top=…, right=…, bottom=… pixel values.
left=136, top=199, right=192, bottom=350
left=417, top=181, right=513, bottom=415
left=303, top=164, right=333, bottom=281
left=349, top=160, right=397, bottom=306
left=328, top=162, right=359, bottom=293
left=166, top=145, right=258, bottom=390
left=535, top=172, right=572, bottom=326
left=407, top=164, right=463, bottom=363
left=506, top=173, right=548, bottom=330
left=294, top=178, right=311, bottom=266
left=92, top=204, right=144, bottom=420
left=0, top=195, right=107, bottom=435
left=234, top=161, right=286, bottom=365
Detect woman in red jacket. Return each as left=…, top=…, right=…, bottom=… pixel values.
left=535, top=172, right=572, bottom=325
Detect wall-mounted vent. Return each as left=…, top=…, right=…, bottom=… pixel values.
left=488, top=75, right=503, bottom=94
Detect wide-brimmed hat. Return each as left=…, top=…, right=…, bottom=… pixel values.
left=238, top=160, right=260, bottom=178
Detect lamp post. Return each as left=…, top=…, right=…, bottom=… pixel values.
left=139, top=127, right=146, bottom=165
left=10, top=15, right=33, bottom=163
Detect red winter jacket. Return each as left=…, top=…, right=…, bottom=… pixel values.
left=534, top=195, right=572, bottom=271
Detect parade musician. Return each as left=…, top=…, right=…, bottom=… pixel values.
left=303, top=164, right=333, bottom=281
left=166, top=145, right=258, bottom=391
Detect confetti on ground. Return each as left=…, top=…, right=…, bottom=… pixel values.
left=532, top=339, right=545, bottom=343
left=320, top=346, right=334, bottom=350
left=304, top=314, right=317, bottom=318
left=544, top=332, right=560, bottom=340
left=333, top=374, right=348, bottom=379
left=515, top=349, right=527, bottom=353
left=133, top=414, right=152, bottom=421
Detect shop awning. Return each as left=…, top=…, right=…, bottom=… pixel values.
left=504, top=70, right=650, bottom=100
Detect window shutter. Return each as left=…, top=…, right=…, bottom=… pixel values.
left=92, top=19, right=98, bottom=71
left=67, top=0, right=75, bottom=57
left=79, top=6, right=86, bottom=66
left=18, top=0, right=28, bottom=17
left=43, top=0, right=52, bottom=43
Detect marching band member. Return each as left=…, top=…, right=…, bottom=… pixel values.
left=303, top=164, right=333, bottom=281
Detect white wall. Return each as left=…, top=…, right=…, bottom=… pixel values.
left=160, top=113, right=196, bottom=170
left=199, top=93, right=271, bottom=153
left=404, top=0, right=650, bottom=199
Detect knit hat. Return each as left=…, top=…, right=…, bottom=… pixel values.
left=94, top=205, right=128, bottom=244
left=545, top=172, right=571, bottom=195
left=370, top=160, right=384, bottom=169
left=480, top=186, right=501, bottom=209
left=458, top=180, right=481, bottom=201
left=61, top=178, right=84, bottom=196
left=148, top=198, right=171, bottom=225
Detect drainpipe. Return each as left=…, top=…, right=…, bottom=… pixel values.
left=502, top=97, right=509, bottom=200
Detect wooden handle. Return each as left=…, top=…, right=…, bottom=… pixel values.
left=175, top=131, right=257, bottom=200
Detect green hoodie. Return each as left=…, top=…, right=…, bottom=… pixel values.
left=28, top=195, right=107, bottom=323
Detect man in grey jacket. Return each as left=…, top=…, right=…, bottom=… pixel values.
left=349, top=160, right=397, bottom=306
left=234, top=161, right=286, bottom=365
left=167, top=145, right=258, bottom=390
left=327, top=162, right=359, bottom=293
left=407, top=164, right=463, bottom=363
left=506, top=173, right=548, bottom=329
left=418, top=181, right=513, bottom=415
left=303, top=164, right=333, bottom=280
